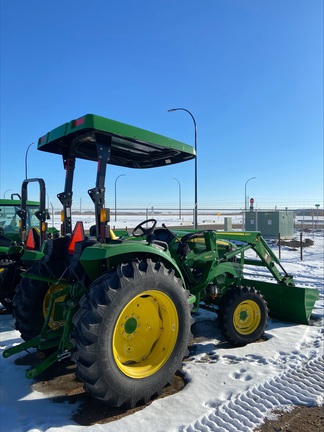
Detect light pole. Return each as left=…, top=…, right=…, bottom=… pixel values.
left=172, top=178, right=182, bottom=219
left=315, top=204, right=320, bottom=229
left=168, top=108, right=198, bottom=229
left=114, top=174, right=125, bottom=221
left=25, top=142, right=35, bottom=179
left=244, top=177, right=256, bottom=229
left=3, top=189, right=12, bottom=198
left=50, top=202, right=54, bottom=227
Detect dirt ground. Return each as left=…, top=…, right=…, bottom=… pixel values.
left=255, top=405, right=324, bottom=432
left=26, top=356, right=186, bottom=426
left=15, top=351, right=323, bottom=430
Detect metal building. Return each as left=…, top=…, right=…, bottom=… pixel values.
left=245, top=211, right=294, bottom=239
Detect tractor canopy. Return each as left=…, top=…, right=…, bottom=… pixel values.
left=37, top=114, right=196, bottom=168
left=37, top=114, right=195, bottom=238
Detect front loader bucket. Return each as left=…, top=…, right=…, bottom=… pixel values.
left=242, top=278, right=319, bottom=325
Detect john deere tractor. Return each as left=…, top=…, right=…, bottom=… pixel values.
left=0, top=193, right=39, bottom=253
left=0, top=182, right=57, bottom=312
left=4, top=114, right=319, bottom=408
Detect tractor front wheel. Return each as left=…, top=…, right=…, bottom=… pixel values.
left=218, top=286, right=268, bottom=346
left=71, top=259, right=192, bottom=408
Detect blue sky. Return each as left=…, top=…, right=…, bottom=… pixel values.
left=1, top=0, right=323, bottom=211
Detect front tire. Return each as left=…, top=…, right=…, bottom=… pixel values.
left=72, top=258, right=192, bottom=408
left=218, top=286, right=268, bottom=346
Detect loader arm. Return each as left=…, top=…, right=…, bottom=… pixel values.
left=220, top=231, right=294, bottom=286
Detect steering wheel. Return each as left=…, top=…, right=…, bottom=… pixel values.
left=132, top=219, right=157, bottom=237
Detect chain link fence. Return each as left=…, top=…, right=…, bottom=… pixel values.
left=48, top=206, right=323, bottom=262
left=265, top=230, right=324, bottom=262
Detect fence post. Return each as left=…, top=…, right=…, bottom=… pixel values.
left=300, top=231, right=303, bottom=261
left=278, top=233, right=281, bottom=259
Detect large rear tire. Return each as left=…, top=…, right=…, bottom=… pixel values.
left=72, top=258, right=192, bottom=408
left=218, top=286, right=268, bottom=347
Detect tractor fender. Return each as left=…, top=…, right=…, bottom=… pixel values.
left=21, top=249, right=45, bottom=266
left=80, top=241, right=186, bottom=286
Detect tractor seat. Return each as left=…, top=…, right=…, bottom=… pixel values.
left=151, top=228, right=175, bottom=244
left=42, top=235, right=70, bottom=278
left=89, top=225, right=120, bottom=242
left=42, top=221, right=98, bottom=280
left=68, top=238, right=98, bottom=280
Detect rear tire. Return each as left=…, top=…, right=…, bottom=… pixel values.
left=0, top=263, right=21, bottom=312
left=218, top=286, right=268, bottom=346
left=13, top=261, right=50, bottom=341
left=72, top=258, right=192, bottom=408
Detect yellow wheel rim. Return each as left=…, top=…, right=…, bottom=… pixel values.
left=42, top=283, right=67, bottom=329
left=233, top=299, right=261, bottom=335
left=113, top=290, right=179, bottom=379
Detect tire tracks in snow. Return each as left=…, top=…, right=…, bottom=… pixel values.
left=181, top=355, right=324, bottom=432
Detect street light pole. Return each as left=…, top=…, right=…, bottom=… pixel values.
left=244, top=177, right=256, bottom=230
left=172, top=178, right=181, bottom=219
left=114, top=174, right=125, bottom=221
left=168, top=108, right=198, bottom=229
left=25, top=142, right=35, bottom=179
left=3, top=189, right=12, bottom=199
left=315, top=204, right=320, bottom=229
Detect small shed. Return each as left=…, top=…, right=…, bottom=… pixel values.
left=245, top=211, right=294, bottom=239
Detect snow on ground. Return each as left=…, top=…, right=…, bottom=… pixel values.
left=0, top=223, right=323, bottom=432
left=47, top=212, right=323, bottom=233
left=49, top=212, right=238, bottom=232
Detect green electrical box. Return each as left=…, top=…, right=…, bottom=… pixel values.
left=224, top=217, right=232, bottom=231
left=245, top=211, right=294, bottom=238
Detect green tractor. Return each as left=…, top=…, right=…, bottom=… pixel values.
left=4, top=114, right=319, bottom=408
left=0, top=193, right=39, bottom=250
left=0, top=193, right=40, bottom=311
left=0, top=180, right=58, bottom=312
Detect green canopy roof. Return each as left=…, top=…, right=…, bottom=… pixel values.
left=38, top=114, right=196, bottom=169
